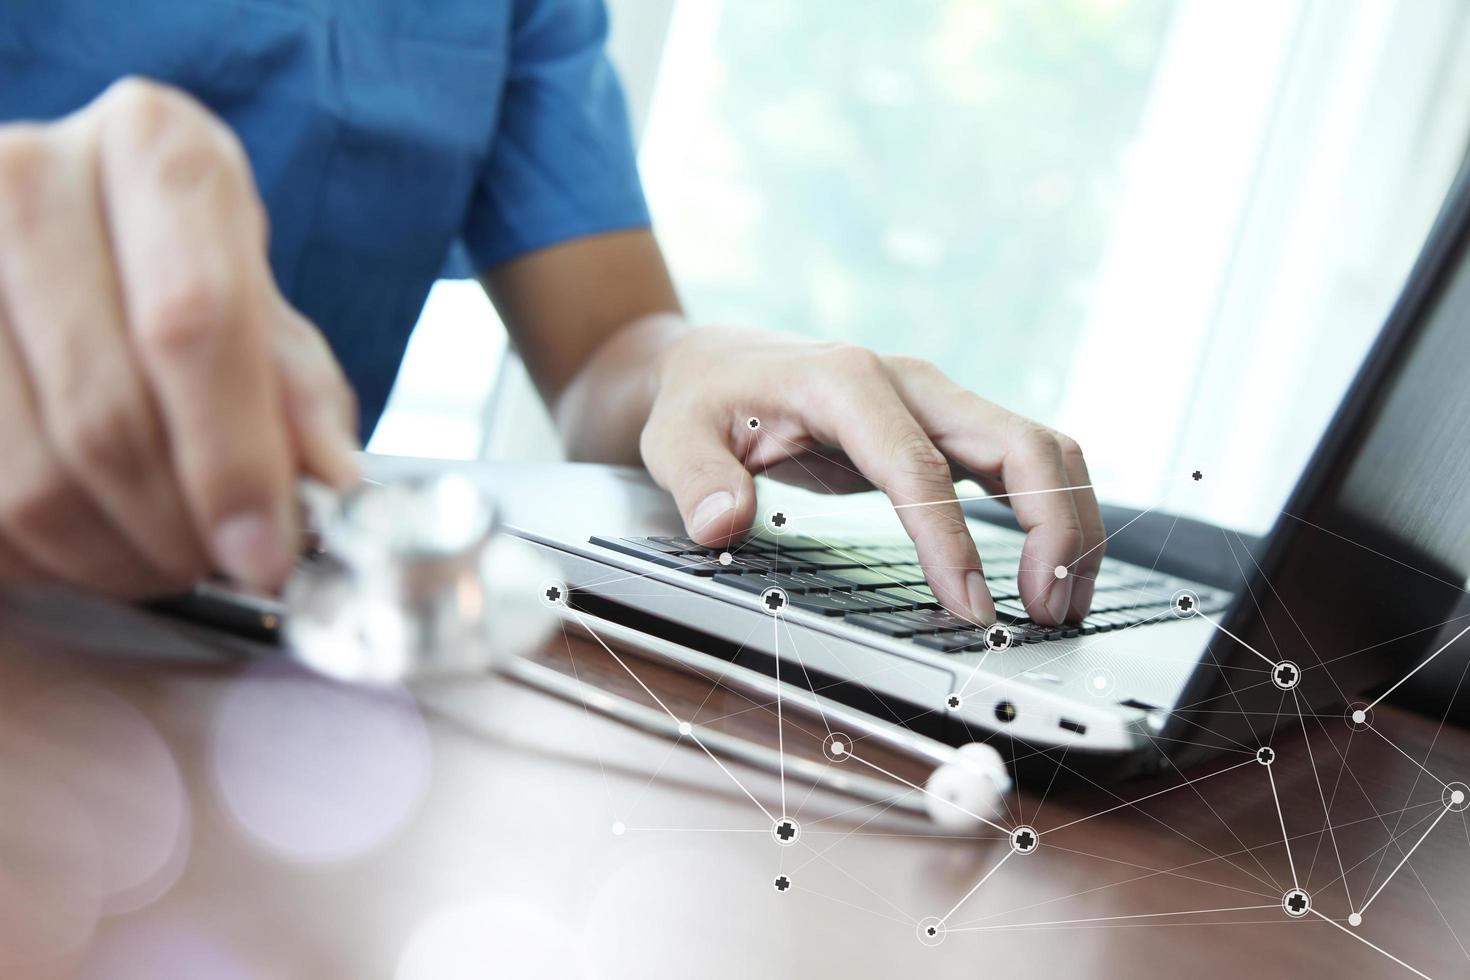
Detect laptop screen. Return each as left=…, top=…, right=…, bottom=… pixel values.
left=1337, top=243, right=1470, bottom=586
left=1172, top=170, right=1470, bottom=756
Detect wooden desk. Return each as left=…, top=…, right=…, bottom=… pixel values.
left=2, top=587, right=1467, bottom=979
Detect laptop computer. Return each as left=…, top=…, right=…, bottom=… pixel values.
left=515, top=164, right=1470, bottom=777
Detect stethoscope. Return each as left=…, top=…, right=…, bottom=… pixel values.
left=253, top=472, right=1011, bottom=830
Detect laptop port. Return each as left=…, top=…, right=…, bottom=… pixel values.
left=1058, top=718, right=1087, bottom=735
left=1118, top=698, right=1160, bottom=711
left=994, top=700, right=1017, bottom=723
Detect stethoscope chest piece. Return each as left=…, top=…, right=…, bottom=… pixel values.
left=284, top=472, right=510, bottom=684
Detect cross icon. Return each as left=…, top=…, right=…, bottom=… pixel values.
left=1287, top=893, right=1306, bottom=914
left=773, top=875, right=791, bottom=892
left=748, top=417, right=760, bottom=429
left=1257, top=747, right=1275, bottom=765
left=544, top=585, right=562, bottom=603
left=764, top=590, right=786, bottom=612
left=771, top=512, right=787, bottom=528
left=1192, top=470, right=1203, bottom=481
left=1275, top=663, right=1297, bottom=687
left=1177, top=595, right=1194, bottom=612
left=926, top=926, right=937, bottom=936
left=989, top=627, right=1010, bottom=649
left=1013, top=828, right=1036, bottom=852
left=775, top=820, right=796, bottom=842
left=946, top=695, right=961, bottom=710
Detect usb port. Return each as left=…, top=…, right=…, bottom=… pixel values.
left=1058, top=718, right=1087, bottom=735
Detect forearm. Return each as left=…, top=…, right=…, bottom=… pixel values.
left=553, top=310, right=690, bottom=465
left=480, top=227, right=686, bottom=466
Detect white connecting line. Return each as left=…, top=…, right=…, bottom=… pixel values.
left=1196, top=611, right=1279, bottom=669
left=1359, top=803, right=1454, bottom=917
left=938, top=850, right=1014, bottom=926
left=1265, top=763, right=1299, bottom=890
left=568, top=609, right=776, bottom=825
left=1366, top=622, right=1470, bottom=712
left=1310, top=910, right=1436, bottom=980
left=786, top=482, right=1098, bottom=522
left=773, top=595, right=788, bottom=817
left=841, top=749, right=1011, bottom=837
left=945, top=904, right=1281, bottom=933
left=1039, top=758, right=1257, bottom=836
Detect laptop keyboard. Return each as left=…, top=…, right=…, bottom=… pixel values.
left=589, top=532, right=1230, bottom=653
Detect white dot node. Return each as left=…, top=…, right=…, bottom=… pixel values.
left=1348, top=913, right=1362, bottom=927
left=1454, top=790, right=1466, bottom=805
left=1053, top=565, right=1068, bottom=580
left=822, top=732, right=852, bottom=762
left=718, top=551, right=733, bottom=566
left=611, top=821, right=625, bottom=836
left=1445, top=782, right=1470, bottom=812
left=1352, top=710, right=1366, bottom=724
left=1085, top=668, right=1115, bottom=698
left=677, top=721, right=692, bottom=736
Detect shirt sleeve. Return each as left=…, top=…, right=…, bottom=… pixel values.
left=459, top=0, right=651, bottom=272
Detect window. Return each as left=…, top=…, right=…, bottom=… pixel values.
left=642, top=0, right=1175, bottom=429
left=377, top=0, right=1470, bottom=536
left=638, top=0, right=1470, bottom=534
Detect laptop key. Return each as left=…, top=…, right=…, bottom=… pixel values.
left=653, top=535, right=711, bottom=553
left=912, top=632, right=985, bottom=652
left=873, top=587, right=937, bottom=609
left=592, top=536, right=721, bottom=574
left=789, top=552, right=866, bottom=570
left=826, top=566, right=906, bottom=589
left=634, top=536, right=689, bottom=554
left=845, top=613, right=917, bottom=637
left=711, top=572, right=825, bottom=595
left=790, top=592, right=889, bottom=616
left=903, top=609, right=979, bottom=632
left=995, top=599, right=1032, bottom=620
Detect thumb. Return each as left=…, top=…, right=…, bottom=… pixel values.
left=640, top=412, right=757, bottom=548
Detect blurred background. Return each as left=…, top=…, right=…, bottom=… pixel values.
left=368, top=0, right=1470, bottom=538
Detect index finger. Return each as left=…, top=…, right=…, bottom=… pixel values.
left=95, top=81, right=296, bottom=588
left=882, top=359, right=1089, bottom=625
left=794, top=347, right=994, bottom=625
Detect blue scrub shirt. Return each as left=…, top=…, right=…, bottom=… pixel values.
left=0, top=0, right=651, bottom=435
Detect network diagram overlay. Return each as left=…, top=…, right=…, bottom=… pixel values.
left=534, top=419, right=1470, bottom=978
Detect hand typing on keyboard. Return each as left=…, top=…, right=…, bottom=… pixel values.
left=632, top=328, right=1105, bottom=626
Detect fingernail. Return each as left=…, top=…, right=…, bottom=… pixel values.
left=1070, top=579, right=1095, bottom=619
left=966, top=570, right=994, bottom=625
left=691, top=491, right=735, bottom=536
left=213, top=507, right=290, bottom=586
left=1047, top=576, right=1073, bottom=624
